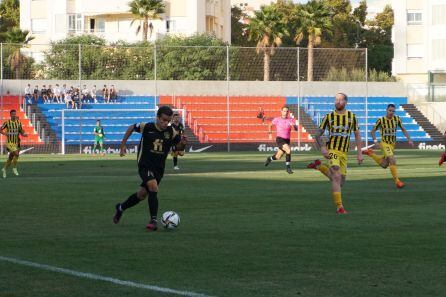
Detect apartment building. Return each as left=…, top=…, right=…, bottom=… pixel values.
left=20, top=0, right=231, bottom=45
left=392, top=0, right=446, bottom=87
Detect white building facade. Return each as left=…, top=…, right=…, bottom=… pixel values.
left=392, top=0, right=446, bottom=84
left=20, top=0, right=231, bottom=44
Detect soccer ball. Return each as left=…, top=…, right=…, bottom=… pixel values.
left=161, top=211, right=180, bottom=229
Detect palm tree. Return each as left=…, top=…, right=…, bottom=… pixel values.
left=129, top=0, right=166, bottom=41
left=294, top=0, right=331, bottom=81
left=247, top=5, right=289, bottom=81
left=5, top=27, right=34, bottom=79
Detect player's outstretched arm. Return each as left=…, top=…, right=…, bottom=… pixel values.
left=354, top=129, right=363, bottom=164
left=120, top=124, right=135, bottom=157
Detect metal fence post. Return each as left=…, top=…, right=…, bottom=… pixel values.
left=226, top=45, right=230, bottom=152
left=78, top=44, right=82, bottom=89
left=365, top=48, right=369, bottom=147
left=61, top=110, right=65, bottom=155
left=154, top=44, right=158, bottom=103
left=0, top=43, right=3, bottom=155
left=297, top=47, right=301, bottom=149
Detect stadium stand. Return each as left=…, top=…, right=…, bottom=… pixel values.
left=38, top=96, right=157, bottom=144
left=286, top=96, right=433, bottom=142
left=0, top=96, right=42, bottom=145
left=35, top=95, right=432, bottom=145
left=160, top=96, right=314, bottom=143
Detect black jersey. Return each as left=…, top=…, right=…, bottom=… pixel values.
left=134, top=122, right=181, bottom=169
left=171, top=122, right=184, bottom=135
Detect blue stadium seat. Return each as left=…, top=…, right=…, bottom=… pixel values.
left=38, top=96, right=158, bottom=144
left=285, top=96, right=432, bottom=142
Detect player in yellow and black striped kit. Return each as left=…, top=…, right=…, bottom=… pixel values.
left=1, top=109, right=28, bottom=178
left=306, top=93, right=363, bottom=214
left=363, top=104, right=413, bottom=188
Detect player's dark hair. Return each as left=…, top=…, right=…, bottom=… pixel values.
left=337, top=93, right=348, bottom=101
left=157, top=105, right=173, bottom=117
left=282, top=105, right=289, bottom=110
left=10, top=109, right=16, bottom=114
left=387, top=104, right=396, bottom=109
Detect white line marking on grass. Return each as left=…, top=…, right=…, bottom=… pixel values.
left=0, top=256, right=214, bottom=297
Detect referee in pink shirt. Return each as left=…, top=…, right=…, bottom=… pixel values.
left=264, top=106, right=298, bottom=174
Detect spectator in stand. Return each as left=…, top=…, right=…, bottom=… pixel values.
left=41, top=85, right=48, bottom=103
left=81, top=85, right=90, bottom=103
left=91, top=85, right=97, bottom=103
left=47, top=85, right=54, bottom=102
left=65, top=89, right=73, bottom=109
left=73, top=88, right=82, bottom=109
left=33, top=85, right=39, bottom=102
left=102, top=84, right=110, bottom=103
left=24, top=84, right=32, bottom=104
left=61, top=84, right=67, bottom=102
left=110, top=85, right=118, bottom=102
left=53, top=84, right=61, bottom=103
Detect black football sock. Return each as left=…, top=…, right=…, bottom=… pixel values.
left=121, top=193, right=140, bottom=211
left=173, top=157, right=178, bottom=166
left=285, top=154, right=291, bottom=166
left=148, top=191, right=158, bottom=220
left=270, top=155, right=277, bottom=161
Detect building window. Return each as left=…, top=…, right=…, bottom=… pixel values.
left=68, top=13, right=82, bottom=32
left=166, top=20, right=176, bottom=33
left=31, top=19, right=47, bottom=33
left=432, top=5, right=446, bottom=25
left=432, top=39, right=446, bottom=60
left=407, top=10, right=422, bottom=25
left=407, top=44, right=424, bottom=59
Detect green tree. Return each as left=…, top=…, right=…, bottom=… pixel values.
left=295, top=0, right=332, bottom=81
left=156, top=34, right=227, bottom=80
left=0, top=0, right=20, bottom=41
left=247, top=5, right=289, bottom=81
left=231, top=6, right=253, bottom=46
left=353, top=0, right=367, bottom=26
left=128, top=0, right=165, bottom=41
left=3, top=27, right=35, bottom=79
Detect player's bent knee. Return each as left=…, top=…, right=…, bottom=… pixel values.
left=147, top=180, right=158, bottom=192
left=137, top=188, right=148, bottom=200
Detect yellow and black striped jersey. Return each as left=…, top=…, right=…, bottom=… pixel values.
left=373, top=116, right=404, bottom=144
left=1, top=119, right=24, bottom=145
left=319, top=110, right=359, bottom=152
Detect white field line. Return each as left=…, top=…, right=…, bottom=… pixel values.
left=0, top=256, right=214, bottom=297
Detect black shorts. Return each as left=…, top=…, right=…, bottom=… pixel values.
left=276, top=137, right=290, bottom=150
left=138, top=166, right=163, bottom=190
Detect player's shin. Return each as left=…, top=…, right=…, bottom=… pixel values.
left=12, top=155, right=19, bottom=167
left=389, top=165, right=400, bottom=183
left=173, top=156, right=178, bottom=166
left=121, top=193, right=141, bottom=211
left=148, top=191, right=158, bottom=221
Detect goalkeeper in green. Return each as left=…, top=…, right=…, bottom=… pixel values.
left=93, top=120, right=105, bottom=156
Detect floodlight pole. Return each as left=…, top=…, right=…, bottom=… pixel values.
left=297, top=47, right=301, bottom=149
left=61, top=110, right=65, bottom=155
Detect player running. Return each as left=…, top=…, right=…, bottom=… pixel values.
left=113, top=106, right=187, bottom=231
left=264, top=106, right=298, bottom=174
left=1, top=110, right=27, bottom=178
left=363, top=104, right=413, bottom=188
left=93, top=120, right=105, bottom=156
left=306, top=93, right=363, bottom=214
left=170, top=113, right=185, bottom=170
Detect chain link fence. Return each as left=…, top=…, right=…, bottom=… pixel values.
left=0, top=43, right=368, bottom=154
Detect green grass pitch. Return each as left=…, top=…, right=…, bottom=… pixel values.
left=0, top=150, right=445, bottom=297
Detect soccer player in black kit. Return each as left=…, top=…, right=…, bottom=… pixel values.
left=113, top=106, right=186, bottom=230
left=170, top=113, right=185, bottom=170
